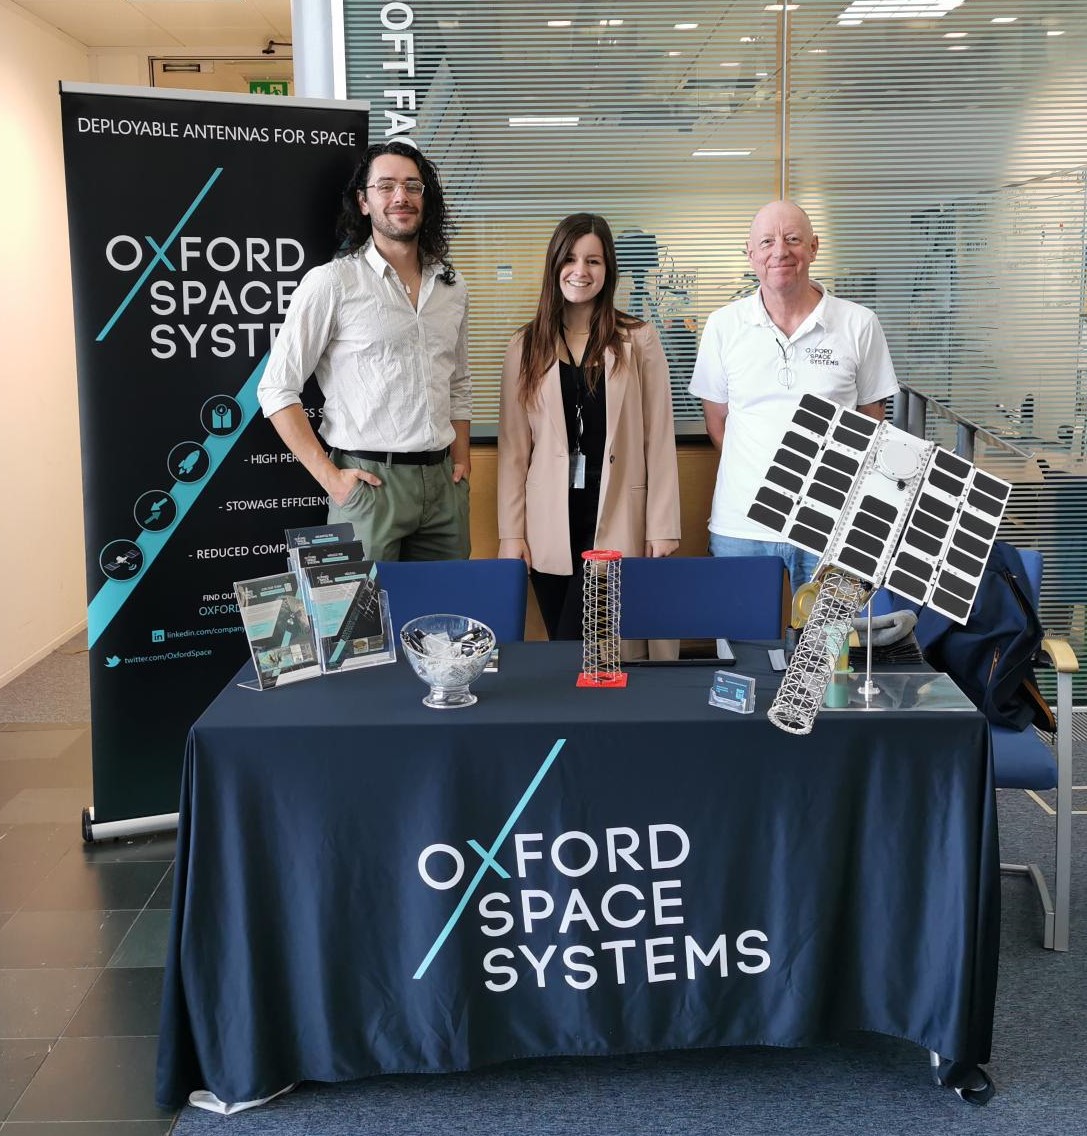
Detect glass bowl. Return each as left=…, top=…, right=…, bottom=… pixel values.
left=399, top=614, right=496, bottom=709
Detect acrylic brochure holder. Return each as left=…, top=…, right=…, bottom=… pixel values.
left=238, top=590, right=396, bottom=691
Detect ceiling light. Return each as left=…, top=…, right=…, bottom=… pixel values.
left=838, top=0, right=963, bottom=19
left=674, top=23, right=699, bottom=31
left=756, top=71, right=769, bottom=77
left=991, top=16, right=1017, bottom=23
left=599, top=18, right=624, bottom=26
left=508, top=116, right=579, bottom=127
left=809, top=48, right=828, bottom=53
left=947, top=45, right=969, bottom=51
left=546, top=19, right=571, bottom=27
left=1047, top=29, right=1065, bottom=36
left=668, top=50, right=683, bottom=57
left=692, top=149, right=752, bottom=157
left=720, top=61, right=740, bottom=66
left=943, top=31, right=967, bottom=38
left=765, top=4, right=800, bottom=10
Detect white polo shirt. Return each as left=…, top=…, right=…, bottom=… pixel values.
left=688, top=284, right=900, bottom=541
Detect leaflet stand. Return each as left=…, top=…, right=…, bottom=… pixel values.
left=318, top=588, right=397, bottom=675
left=239, top=590, right=396, bottom=690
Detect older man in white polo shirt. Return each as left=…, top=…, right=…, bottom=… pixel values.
left=688, top=200, right=900, bottom=592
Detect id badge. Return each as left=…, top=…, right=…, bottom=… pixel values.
left=569, top=451, right=586, bottom=489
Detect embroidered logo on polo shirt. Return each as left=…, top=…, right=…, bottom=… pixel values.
left=805, top=347, right=839, bottom=367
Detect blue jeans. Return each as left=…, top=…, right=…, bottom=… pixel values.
left=708, top=532, right=819, bottom=595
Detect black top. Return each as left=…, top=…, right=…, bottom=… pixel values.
left=559, top=359, right=606, bottom=474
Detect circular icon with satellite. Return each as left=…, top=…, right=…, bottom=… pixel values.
left=168, top=441, right=210, bottom=483
left=200, top=394, right=242, bottom=437
left=133, top=489, right=177, bottom=532
left=100, top=539, right=143, bottom=581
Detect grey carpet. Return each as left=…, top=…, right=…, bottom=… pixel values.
left=170, top=741, right=1087, bottom=1135
left=0, top=632, right=90, bottom=724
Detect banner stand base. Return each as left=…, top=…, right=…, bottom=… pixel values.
left=82, top=806, right=179, bottom=844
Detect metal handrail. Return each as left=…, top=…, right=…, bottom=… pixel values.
left=892, top=382, right=1035, bottom=461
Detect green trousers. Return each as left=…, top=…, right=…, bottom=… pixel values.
left=327, top=450, right=470, bottom=562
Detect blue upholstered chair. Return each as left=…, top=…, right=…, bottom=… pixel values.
left=618, top=555, right=787, bottom=641
left=874, top=549, right=1077, bottom=951
left=984, top=551, right=1076, bottom=951
left=376, top=559, right=528, bottom=644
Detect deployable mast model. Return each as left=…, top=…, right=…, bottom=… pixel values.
left=577, top=549, right=627, bottom=688
left=747, top=394, right=1011, bottom=734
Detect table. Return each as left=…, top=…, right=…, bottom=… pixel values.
left=156, top=642, right=998, bottom=1109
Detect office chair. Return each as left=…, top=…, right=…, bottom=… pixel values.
left=874, top=548, right=1077, bottom=951
left=619, top=555, right=787, bottom=640
left=376, top=559, right=528, bottom=644
left=987, top=550, right=1076, bottom=951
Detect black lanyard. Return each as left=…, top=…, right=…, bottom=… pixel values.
left=560, top=330, right=587, bottom=454
left=560, top=330, right=590, bottom=488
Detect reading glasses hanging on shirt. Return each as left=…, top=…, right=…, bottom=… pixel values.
left=774, top=336, right=796, bottom=390
left=746, top=393, right=1011, bottom=735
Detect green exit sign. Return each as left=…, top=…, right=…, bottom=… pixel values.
left=250, top=80, right=289, bottom=96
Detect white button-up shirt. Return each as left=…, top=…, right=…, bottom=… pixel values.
left=257, top=239, right=470, bottom=452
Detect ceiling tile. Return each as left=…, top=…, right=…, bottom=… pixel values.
left=16, top=0, right=184, bottom=48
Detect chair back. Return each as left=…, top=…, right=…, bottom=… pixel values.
left=377, top=559, right=528, bottom=643
left=870, top=543, right=1055, bottom=781
left=619, top=556, right=786, bottom=640
left=1017, top=548, right=1042, bottom=605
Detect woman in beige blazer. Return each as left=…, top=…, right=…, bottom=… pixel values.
left=497, top=213, right=681, bottom=639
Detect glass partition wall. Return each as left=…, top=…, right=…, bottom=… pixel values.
left=342, top=0, right=1087, bottom=682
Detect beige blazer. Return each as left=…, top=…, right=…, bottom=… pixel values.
left=497, top=322, right=681, bottom=576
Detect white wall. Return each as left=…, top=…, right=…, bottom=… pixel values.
left=0, top=2, right=89, bottom=684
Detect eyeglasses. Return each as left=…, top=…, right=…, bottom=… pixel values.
left=773, top=335, right=795, bottom=389
left=365, top=178, right=425, bottom=197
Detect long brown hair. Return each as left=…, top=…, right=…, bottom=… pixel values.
left=337, top=141, right=455, bottom=284
left=518, top=213, right=643, bottom=408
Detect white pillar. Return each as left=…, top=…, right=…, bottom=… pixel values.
left=291, top=0, right=338, bottom=99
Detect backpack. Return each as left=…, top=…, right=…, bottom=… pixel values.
left=915, top=542, right=1055, bottom=733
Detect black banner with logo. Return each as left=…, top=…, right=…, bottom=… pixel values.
left=60, top=84, right=367, bottom=826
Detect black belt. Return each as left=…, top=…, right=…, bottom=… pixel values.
left=340, top=447, right=449, bottom=466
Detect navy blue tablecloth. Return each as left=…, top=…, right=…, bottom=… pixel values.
left=156, top=642, right=998, bottom=1108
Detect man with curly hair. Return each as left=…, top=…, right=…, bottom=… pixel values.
left=258, top=141, right=471, bottom=561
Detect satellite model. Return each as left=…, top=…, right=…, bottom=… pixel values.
left=748, top=394, right=1011, bottom=734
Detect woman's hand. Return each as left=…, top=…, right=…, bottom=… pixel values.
left=498, top=538, right=532, bottom=569
left=645, top=539, right=680, bottom=558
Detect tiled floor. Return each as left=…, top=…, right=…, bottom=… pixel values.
left=0, top=723, right=177, bottom=1133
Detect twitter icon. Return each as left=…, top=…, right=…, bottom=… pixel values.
left=105, top=655, right=121, bottom=668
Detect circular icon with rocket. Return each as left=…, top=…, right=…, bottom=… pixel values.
left=168, top=441, right=210, bottom=483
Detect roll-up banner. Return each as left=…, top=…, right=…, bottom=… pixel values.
left=59, top=84, right=368, bottom=832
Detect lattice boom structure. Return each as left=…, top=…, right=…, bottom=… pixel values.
left=767, top=570, right=870, bottom=735
left=577, top=550, right=627, bottom=688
